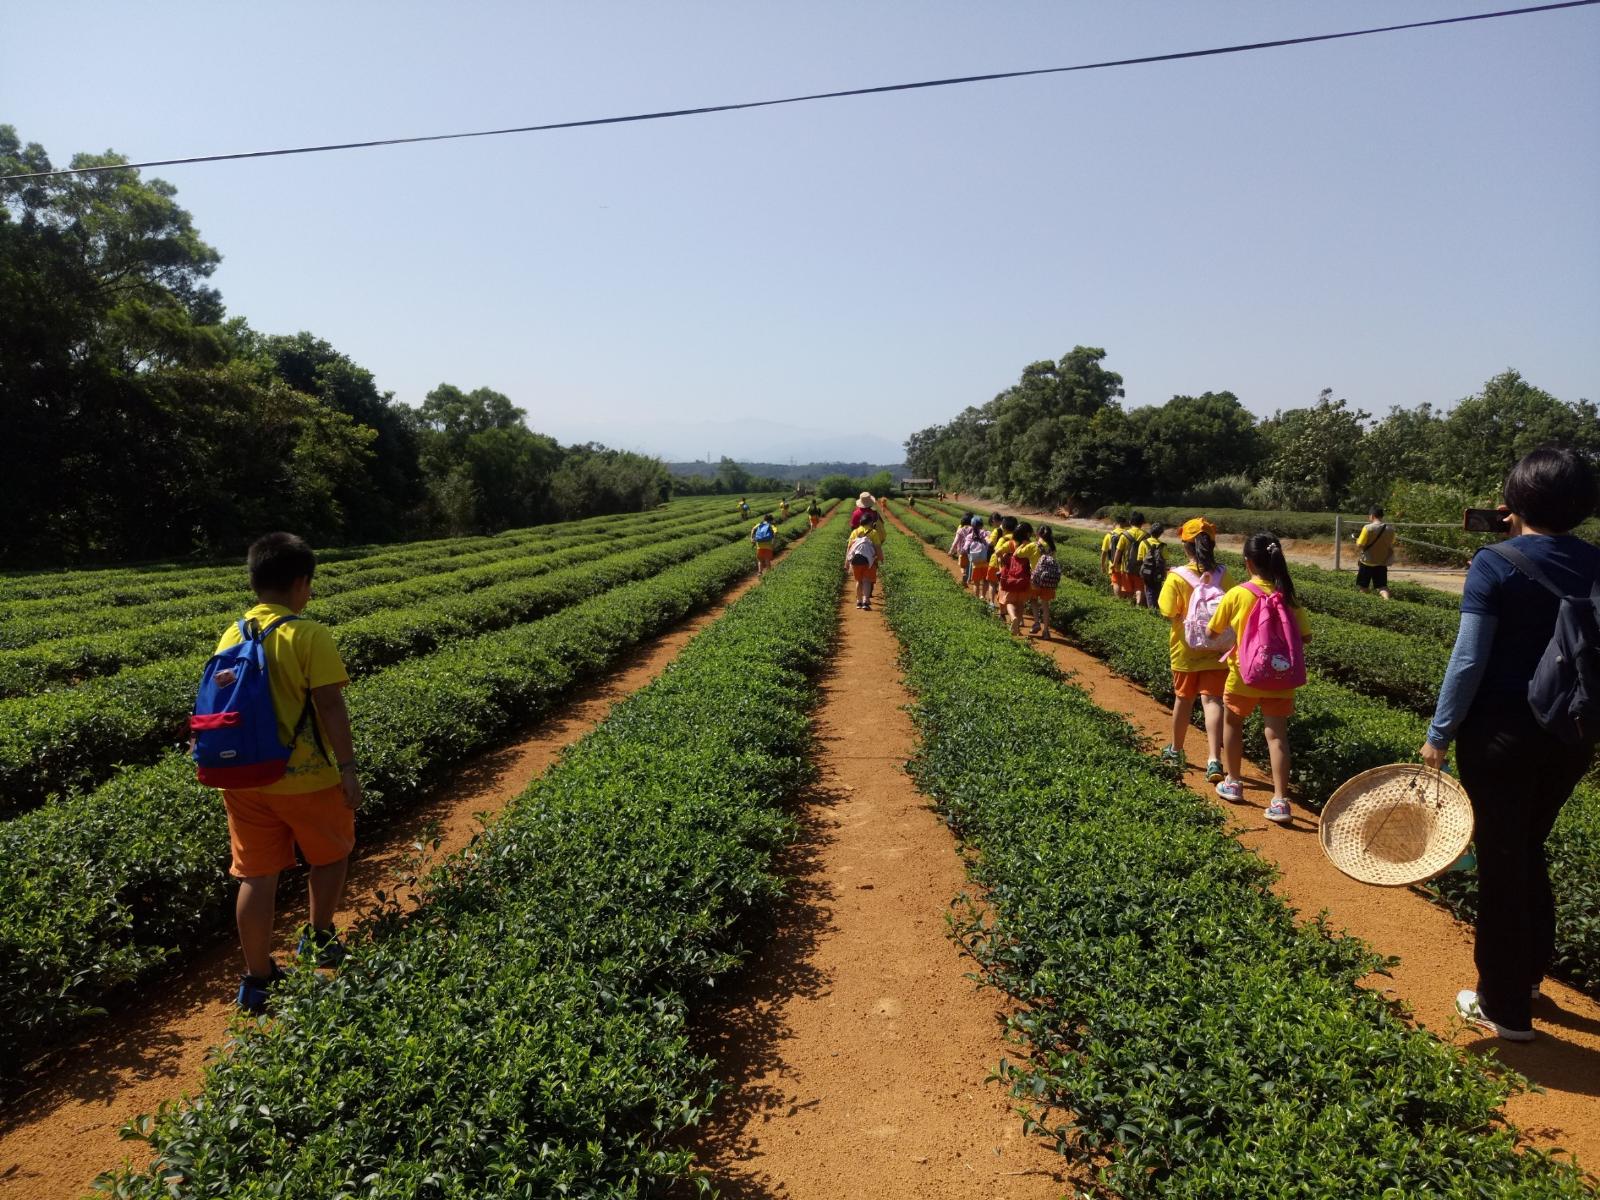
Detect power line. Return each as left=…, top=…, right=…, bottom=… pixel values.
left=4, top=0, right=1595, bottom=183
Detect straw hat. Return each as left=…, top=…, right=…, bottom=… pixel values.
left=1319, top=764, right=1473, bottom=886
left=857, top=492, right=877, bottom=509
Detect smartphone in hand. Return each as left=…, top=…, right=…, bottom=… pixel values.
left=1463, top=508, right=1511, bottom=534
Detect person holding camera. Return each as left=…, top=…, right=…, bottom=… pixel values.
left=1421, top=446, right=1600, bottom=1041
left=1354, top=505, right=1396, bottom=599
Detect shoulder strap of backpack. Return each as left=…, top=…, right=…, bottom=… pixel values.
left=1242, top=581, right=1265, bottom=601
left=255, top=613, right=302, bottom=641
left=1482, top=542, right=1572, bottom=600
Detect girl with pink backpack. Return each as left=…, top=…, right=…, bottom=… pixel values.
left=1155, top=518, right=1230, bottom=783
left=1206, top=533, right=1312, bottom=825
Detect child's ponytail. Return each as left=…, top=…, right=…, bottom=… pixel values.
left=1037, top=524, right=1056, bottom=553
left=1244, top=532, right=1297, bottom=606
left=1191, top=531, right=1218, bottom=574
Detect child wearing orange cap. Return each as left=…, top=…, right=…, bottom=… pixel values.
left=1157, top=517, right=1229, bottom=780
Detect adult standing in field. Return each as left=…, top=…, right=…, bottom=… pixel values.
left=1355, top=506, right=1397, bottom=599
left=1421, top=446, right=1600, bottom=1042
left=751, top=512, right=777, bottom=577
left=807, top=497, right=822, bottom=528
left=739, top=497, right=750, bottom=519
left=207, top=533, right=360, bottom=1014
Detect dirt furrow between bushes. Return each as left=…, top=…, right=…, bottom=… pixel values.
left=895, top=512, right=1600, bottom=1174
left=0, top=529, right=820, bottom=1200
left=686, top=568, right=1076, bottom=1198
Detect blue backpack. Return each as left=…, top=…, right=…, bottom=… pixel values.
left=753, top=521, right=775, bottom=543
left=1484, top=542, right=1600, bottom=745
left=191, top=615, right=306, bottom=788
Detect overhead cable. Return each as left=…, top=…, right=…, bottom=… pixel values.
left=3, top=0, right=1595, bottom=183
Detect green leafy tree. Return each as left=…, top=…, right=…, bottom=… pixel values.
left=1259, top=390, right=1371, bottom=510
left=1436, top=370, right=1600, bottom=497
left=1349, top=403, right=1445, bottom=508
left=1137, top=391, right=1265, bottom=502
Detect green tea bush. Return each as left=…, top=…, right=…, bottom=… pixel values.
left=878, top=527, right=1588, bottom=1198
left=0, top=510, right=825, bottom=1066
left=100, top=514, right=846, bottom=1198
left=0, top=516, right=762, bottom=812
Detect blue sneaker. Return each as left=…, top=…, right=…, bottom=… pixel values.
left=296, top=925, right=347, bottom=969
left=1205, top=760, right=1225, bottom=783
left=1159, top=745, right=1184, bottom=767
left=237, top=963, right=287, bottom=1015
left=1264, top=798, right=1293, bottom=824
left=1215, top=778, right=1244, bottom=803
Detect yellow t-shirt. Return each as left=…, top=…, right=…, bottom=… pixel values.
left=1206, top=578, right=1313, bottom=697
left=992, top=532, right=1017, bottom=564
left=1158, top=565, right=1230, bottom=673
left=1014, top=540, right=1042, bottom=570
left=852, top=524, right=885, bottom=549
left=1100, top=525, right=1126, bottom=573
left=214, top=603, right=349, bottom=794
left=1357, top=521, right=1396, bottom=567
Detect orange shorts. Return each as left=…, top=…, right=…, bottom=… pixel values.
left=851, top=563, right=878, bottom=582
left=998, top=587, right=1030, bottom=607
left=1115, top=571, right=1140, bottom=592
left=1173, top=669, right=1229, bottom=700
left=970, top=563, right=991, bottom=582
left=1224, top=691, right=1295, bottom=719
left=809, top=516, right=821, bottom=528
left=1032, top=587, right=1056, bottom=603
left=224, top=784, right=355, bottom=878
left=756, top=546, right=774, bottom=561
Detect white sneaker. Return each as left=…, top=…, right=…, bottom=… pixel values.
left=1264, top=798, right=1292, bottom=824
left=1455, top=989, right=1534, bottom=1041
left=1215, top=778, right=1244, bottom=803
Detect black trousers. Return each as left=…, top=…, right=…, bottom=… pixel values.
left=1455, top=701, right=1590, bottom=1029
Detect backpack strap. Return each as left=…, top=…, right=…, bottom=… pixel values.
left=1242, top=581, right=1266, bottom=601
left=1173, top=566, right=1201, bottom=588
left=1482, top=542, right=1574, bottom=600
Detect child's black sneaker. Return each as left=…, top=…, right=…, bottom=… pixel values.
left=236, top=962, right=287, bottom=1015
left=297, top=924, right=348, bottom=969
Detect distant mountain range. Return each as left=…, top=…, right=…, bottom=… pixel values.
left=532, top=415, right=908, bottom=468
left=666, top=460, right=909, bottom=483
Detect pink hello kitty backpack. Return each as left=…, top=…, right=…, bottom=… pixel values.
left=1236, top=583, right=1306, bottom=690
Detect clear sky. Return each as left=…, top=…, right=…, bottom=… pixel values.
left=4, top=1, right=1596, bottom=462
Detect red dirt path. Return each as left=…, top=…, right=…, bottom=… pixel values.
left=895, top=509, right=1600, bottom=1177
left=687, top=568, right=1077, bottom=1198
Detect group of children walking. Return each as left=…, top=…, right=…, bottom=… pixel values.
left=951, top=506, right=1313, bottom=827
left=949, top=511, right=1063, bottom=639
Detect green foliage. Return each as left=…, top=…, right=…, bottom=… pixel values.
left=817, top=473, right=857, bottom=499
left=98, top=515, right=847, bottom=1197
left=0, top=506, right=827, bottom=1068
left=878, top=527, right=1587, bottom=1197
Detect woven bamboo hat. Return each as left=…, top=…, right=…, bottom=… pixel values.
left=1319, top=764, right=1473, bottom=887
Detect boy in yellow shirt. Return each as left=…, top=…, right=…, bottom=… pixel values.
left=213, top=532, right=360, bottom=1013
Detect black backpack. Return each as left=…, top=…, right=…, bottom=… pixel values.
left=1116, top=528, right=1146, bottom=572
left=1140, top=539, right=1168, bottom=585
left=1484, top=542, right=1600, bottom=745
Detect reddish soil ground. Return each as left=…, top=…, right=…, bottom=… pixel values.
left=687, top=570, right=1078, bottom=1198
left=0, top=528, right=821, bottom=1200
left=896, top=510, right=1600, bottom=1178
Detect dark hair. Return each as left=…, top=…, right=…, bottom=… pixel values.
left=762, top=513, right=773, bottom=521
left=1015, top=521, right=1034, bottom=540
left=1150, top=523, right=1166, bottom=539
left=1242, top=532, right=1297, bottom=606
left=1188, top=531, right=1218, bottom=573
left=1130, top=511, right=1146, bottom=526
left=1369, top=505, right=1385, bottom=520
left=990, top=510, right=1003, bottom=522
left=960, top=511, right=974, bottom=525
left=1503, top=446, right=1599, bottom=534
left=1037, top=524, right=1056, bottom=552
left=1115, top=511, right=1132, bottom=525
left=1002, top=515, right=1018, bottom=533
left=248, top=532, right=316, bottom=593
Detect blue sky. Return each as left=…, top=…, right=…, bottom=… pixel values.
left=4, top=1, right=1596, bottom=462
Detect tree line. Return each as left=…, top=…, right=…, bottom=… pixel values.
left=0, top=127, right=669, bottom=568
left=904, top=346, right=1599, bottom=521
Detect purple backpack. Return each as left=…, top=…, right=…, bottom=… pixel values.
left=1236, top=583, right=1306, bottom=690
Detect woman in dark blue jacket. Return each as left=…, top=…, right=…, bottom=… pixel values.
left=1422, top=446, right=1600, bottom=1040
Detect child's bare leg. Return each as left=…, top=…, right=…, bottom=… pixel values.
left=308, top=856, right=349, bottom=931
left=236, top=873, right=280, bottom=979
left=1262, top=713, right=1291, bottom=798
left=1170, top=696, right=1196, bottom=756
left=1200, top=694, right=1224, bottom=764
left=1006, top=601, right=1022, bottom=633
left=1222, top=708, right=1245, bottom=780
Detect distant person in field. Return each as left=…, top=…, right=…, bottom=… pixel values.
left=998, top=520, right=1037, bottom=635
left=1355, top=505, right=1397, bottom=599
left=988, top=516, right=1019, bottom=611
left=807, top=497, right=822, bottom=528
left=212, top=533, right=360, bottom=1014
left=779, top=497, right=790, bottom=520
left=964, top=516, right=989, bottom=593
left=1114, top=513, right=1150, bottom=605
left=950, top=511, right=977, bottom=585
left=1209, top=533, right=1312, bottom=826
left=847, top=509, right=885, bottom=609
left=1139, top=522, right=1170, bottom=611
left=751, top=512, right=777, bottom=576
left=738, top=497, right=750, bottom=518
left=907, top=494, right=917, bottom=510
left=1157, top=518, right=1229, bottom=781
left=1100, top=513, right=1129, bottom=597
left=1422, top=446, right=1600, bottom=1042
left=1026, top=525, right=1061, bottom=639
